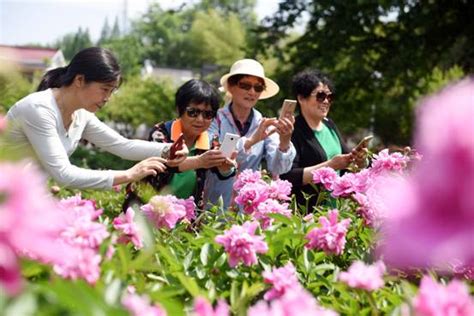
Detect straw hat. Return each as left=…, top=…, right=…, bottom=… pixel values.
left=220, top=59, right=279, bottom=100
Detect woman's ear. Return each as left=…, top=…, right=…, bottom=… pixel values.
left=297, top=94, right=305, bottom=105
left=73, top=74, right=85, bottom=88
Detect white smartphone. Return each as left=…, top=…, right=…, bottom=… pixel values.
left=279, top=99, right=297, bottom=119
left=354, top=135, right=374, bottom=151
left=220, top=133, right=240, bottom=158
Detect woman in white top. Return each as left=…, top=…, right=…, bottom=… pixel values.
left=5, top=47, right=186, bottom=190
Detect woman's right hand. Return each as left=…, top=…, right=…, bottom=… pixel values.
left=244, top=118, right=278, bottom=151
left=326, top=154, right=353, bottom=170
left=197, top=149, right=227, bottom=169
left=127, top=157, right=168, bottom=182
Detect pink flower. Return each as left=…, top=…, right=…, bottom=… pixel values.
left=0, top=162, right=78, bottom=295
left=248, top=285, right=338, bottom=316
left=412, top=276, right=474, bottom=316
left=0, top=114, right=7, bottom=132
left=263, top=262, right=300, bottom=300
left=193, top=297, right=229, bottom=316
left=331, top=173, right=357, bottom=197
left=53, top=247, right=102, bottom=284
left=255, top=199, right=291, bottom=229
left=377, top=80, right=474, bottom=270
left=113, top=207, right=143, bottom=249
left=233, top=169, right=263, bottom=191
left=268, top=179, right=292, bottom=201
left=338, top=261, right=385, bottom=291
left=141, top=195, right=187, bottom=230
left=215, top=221, right=268, bottom=267
left=234, top=182, right=269, bottom=214
left=176, top=196, right=196, bottom=222
left=305, top=209, right=351, bottom=255
left=352, top=192, right=378, bottom=227
left=370, top=149, right=410, bottom=175
left=311, top=167, right=338, bottom=190
left=122, top=290, right=167, bottom=316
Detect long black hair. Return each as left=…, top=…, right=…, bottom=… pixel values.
left=37, top=47, right=121, bottom=91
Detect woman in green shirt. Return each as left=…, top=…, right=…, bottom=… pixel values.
left=280, top=69, right=365, bottom=209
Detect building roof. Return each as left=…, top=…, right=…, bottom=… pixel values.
left=0, top=45, right=66, bottom=74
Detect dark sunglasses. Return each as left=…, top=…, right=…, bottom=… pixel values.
left=312, top=91, right=334, bottom=103
left=237, top=81, right=266, bottom=93
left=185, top=107, right=216, bottom=120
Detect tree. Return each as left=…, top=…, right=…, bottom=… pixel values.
left=255, top=0, right=472, bottom=145
left=98, top=18, right=111, bottom=45
left=55, top=27, right=93, bottom=61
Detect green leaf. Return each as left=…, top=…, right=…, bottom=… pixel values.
left=175, top=272, right=201, bottom=297
left=200, top=243, right=211, bottom=266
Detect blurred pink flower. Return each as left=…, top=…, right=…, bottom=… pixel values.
left=338, top=260, right=386, bottom=291
left=268, top=179, right=292, bottom=201
left=248, top=284, right=338, bottom=316
left=215, top=221, right=268, bottom=267
left=53, top=247, right=101, bottom=284
left=122, top=291, right=167, bottom=316
left=311, top=167, right=338, bottom=190
left=331, top=173, right=357, bottom=197
left=263, top=262, right=300, bottom=300
left=377, top=79, right=474, bottom=270
left=412, top=276, right=474, bottom=316
left=370, top=149, right=410, bottom=175
left=233, top=169, right=263, bottom=191
left=176, top=196, right=196, bottom=222
left=305, top=209, right=351, bottom=255
left=113, top=207, right=143, bottom=249
left=0, top=162, right=77, bottom=295
left=255, top=199, right=291, bottom=229
left=141, top=195, right=187, bottom=230
left=0, top=114, right=7, bottom=132
left=193, top=297, right=229, bottom=316
left=234, top=181, right=269, bottom=214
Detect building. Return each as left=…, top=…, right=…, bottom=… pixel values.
left=0, top=45, right=66, bottom=79
left=141, top=59, right=195, bottom=86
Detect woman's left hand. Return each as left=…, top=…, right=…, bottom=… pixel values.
left=277, top=115, right=295, bottom=151
left=217, top=150, right=238, bottom=173
left=166, top=144, right=189, bottom=167
left=350, top=147, right=368, bottom=168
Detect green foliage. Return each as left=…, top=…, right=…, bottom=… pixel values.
left=97, top=75, right=176, bottom=128
left=101, top=35, right=144, bottom=77
left=55, top=27, right=93, bottom=60
left=0, top=69, right=35, bottom=113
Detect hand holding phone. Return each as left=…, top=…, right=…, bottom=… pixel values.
left=354, top=135, right=374, bottom=151
left=279, top=99, right=297, bottom=120
left=169, top=133, right=185, bottom=160
left=220, top=133, right=240, bottom=158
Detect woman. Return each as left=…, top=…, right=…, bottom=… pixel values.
left=204, top=59, right=296, bottom=210
left=125, top=79, right=235, bottom=209
left=280, top=69, right=365, bottom=208
left=5, top=47, right=186, bottom=190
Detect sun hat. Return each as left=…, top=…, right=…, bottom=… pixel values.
left=220, top=59, right=279, bottom=100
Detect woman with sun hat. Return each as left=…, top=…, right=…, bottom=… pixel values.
left=203, top=58, right=296, bottom=210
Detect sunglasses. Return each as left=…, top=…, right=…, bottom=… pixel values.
left=185, top=107, right=216, bottom=120
left=237, top=81, right=266, bottom=93
left=312, top=91, right=334, bottom=103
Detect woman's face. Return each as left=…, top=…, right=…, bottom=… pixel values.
left=299, top=83, right=333, bottom=121
left=76, top=76, right=119, bottom=112
left=180, top=102, right=215, bottom=139
left=227, top=75, right=265, bottom=111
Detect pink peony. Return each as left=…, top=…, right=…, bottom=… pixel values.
left=305, top=209, right=351, bottom=255
left=370, top=149, right=410, bottom=175
left=255, top=199, right=291, bottom=229
left=233, top=169, right=263, bottom=191
left=234, top=181, right=269, bottom=214
left=377, top=79, right=474, bottom=270
left=263, top=262, right=300, bottom=300
left=141, top=195, right=187, bottom=230
left=338, top=260, right=386, bottom=291
left=113, top=207, right=143, bottom=249
left=122, top=290, right=167, bottom=316
left=215, top=221, right=268, bottom=267
left=248, top=284, right=338, bottom=316
left=268, top=179, right=292, bottom=201
left=176, top=196, right=196, bottom=222
left=311, top=167, right=338, bottom=190
left=412, top=276, right=474, bottom=316
left=0, top=114, right=7, bottom=132
left=193, top=297, right=229, bottom=316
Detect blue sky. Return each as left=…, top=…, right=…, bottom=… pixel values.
left=0, top=0, right=279, bottom=46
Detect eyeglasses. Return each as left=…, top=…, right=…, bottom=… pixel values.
left=311, top=91, right=334, bottom=103
left=237, top=81, right=266, bottom=93
left=185, top=107, right=216, bottom=120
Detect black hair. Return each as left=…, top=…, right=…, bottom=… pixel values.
left=37, top=47, right=121, bottom=91
left=227, top=74, right=265, bottom=87
left=291, top=69, right=335, bottom=99
left=175, top=79, right=220, bottom=116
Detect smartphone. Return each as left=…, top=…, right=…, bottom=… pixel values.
left=220, top=133, right=240, bottom=158
left=354, top=135, right=374, bottom=151
left=279, top=99, right=297, bottom=120
left=169, top=133, right=185, bottom=159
